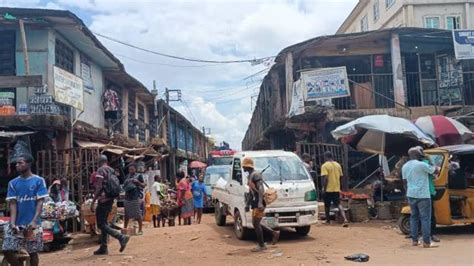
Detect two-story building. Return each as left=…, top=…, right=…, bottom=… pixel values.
left=337, top=0, right=474, bottom=34
left=0, top=8, right=208, bottom=221
left=242, top=27, right=474, bottom=184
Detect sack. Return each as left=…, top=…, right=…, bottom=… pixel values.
left=263, top=187, right=278, bottom=205
left=104, top=169, right=121, bottom=198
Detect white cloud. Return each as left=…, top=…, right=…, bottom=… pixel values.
left=7, top=0, right=358, bottom=149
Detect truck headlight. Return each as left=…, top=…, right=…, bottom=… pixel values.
left=304, top=189, right=317, bottom=201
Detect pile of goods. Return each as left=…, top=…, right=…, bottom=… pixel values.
left=340, top=191, right=369, bottom=200
left=41, top=201, right=78, bottom=220
left=160, top=199, right=179, bottom=217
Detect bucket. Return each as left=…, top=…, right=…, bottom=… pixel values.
left=376, top=202, right=392, bottom=220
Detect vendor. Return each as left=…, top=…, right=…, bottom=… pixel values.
left=48, top=178, right=69, bottom=202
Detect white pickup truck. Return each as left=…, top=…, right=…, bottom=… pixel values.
left=212, top=150, right=318, bottom=239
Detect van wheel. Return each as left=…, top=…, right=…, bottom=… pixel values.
left=215, top=203, right=227, bottom=226
left=234, top=210, right=250, bottom=240
left=295, top=226, right=311, bottom=236
left=398, top=214, right=411, bottom=235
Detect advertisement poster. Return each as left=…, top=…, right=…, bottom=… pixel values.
left=54, top=66, right=84, bottom=111
left=453, top=30, right=474, bottom=60
left=288, top=80, right=305, bottom=117
left=301, top=66, right=350, bottom=101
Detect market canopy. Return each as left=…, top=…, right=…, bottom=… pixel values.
left=414, top=115, right=473, bottom=146
left=331, top=115, right=435, bottom=155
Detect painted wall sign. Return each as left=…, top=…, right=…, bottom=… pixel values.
left=53, top=66, right=84, bottom=111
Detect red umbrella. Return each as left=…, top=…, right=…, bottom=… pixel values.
left=414, top=115, right=473, bottom=146
left=189, top=161, right=207, bottom=169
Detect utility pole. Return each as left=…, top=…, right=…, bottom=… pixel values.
left=165, top=88, right=182, bottom=185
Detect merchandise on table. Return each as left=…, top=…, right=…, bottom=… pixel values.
left=41, top=200, right=79, bottom=220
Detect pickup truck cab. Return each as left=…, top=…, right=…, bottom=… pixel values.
left=212, top=150, right=318, bottom=239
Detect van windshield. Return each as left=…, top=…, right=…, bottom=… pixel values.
left=253, top=156, right=310, bottom=181
left=204, top=166, right=230, bottom=185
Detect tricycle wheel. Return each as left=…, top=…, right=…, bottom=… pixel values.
left=398, top=214, right=411, bottom=235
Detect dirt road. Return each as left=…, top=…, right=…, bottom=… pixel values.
left=41, top=215, right=474, bottom=266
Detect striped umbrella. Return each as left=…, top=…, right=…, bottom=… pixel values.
left=414, top=115, right=473, bottom=146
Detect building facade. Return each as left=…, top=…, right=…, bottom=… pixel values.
left=242, top=27, right=474, bottom=186
left=0, top=8, right=208, bottom=223
left=338, top=0, right=474, bottom=34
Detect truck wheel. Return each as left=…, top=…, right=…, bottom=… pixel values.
left=398, top=214, right=411, bottom=235
left=234, top=210, right=250, bottom=240
left=215, top=203, right=227, bottom=226
left=295, top=226, right=311, bottom=236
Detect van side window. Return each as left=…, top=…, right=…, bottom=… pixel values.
left=232, top=158, right=241, bottom=181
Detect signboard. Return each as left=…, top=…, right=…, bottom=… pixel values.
left=53, top=66, right=84, bottom=111
left=301, top=66, right=350, bottom=101
left=288, top=80, right=305, bottom=117
left=453, top=29, right=474, bottom=60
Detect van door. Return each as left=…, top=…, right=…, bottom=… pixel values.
left=428, top=152, right=451, bottom=224
left=226, top=158, right=248, bottom=225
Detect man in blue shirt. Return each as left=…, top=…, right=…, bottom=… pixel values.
left=402, top=147, right=439, bottom=248
left=2, top=154, right=48, bottom=266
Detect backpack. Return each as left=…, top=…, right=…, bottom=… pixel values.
left=103, top=167, right=121, bottom=198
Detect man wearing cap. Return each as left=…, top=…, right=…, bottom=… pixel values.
left=242, top=157, right=279, bottom=252
left=402, top=147, right=439, bottom=248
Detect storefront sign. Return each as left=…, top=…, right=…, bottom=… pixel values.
left=53, top=66, right=84, bottom=111
left=453, top=30, right=474, bottom=60
left=301, top=66, right=350, bottom=101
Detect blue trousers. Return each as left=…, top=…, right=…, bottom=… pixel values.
left=408, top=197, right=431, bottom=244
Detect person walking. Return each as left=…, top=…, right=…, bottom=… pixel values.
left=321, top=151, right=349, bottom=227
left=301, top=153, right=313, bottom=173
left=2, top=154, right=48, bottom=266
left=243, top=157, right=279, bottom=252
left=150, top=175, right=163, bottom=228
left=192, top=174, right=207, bottom=224
left=90, top=155, right=129, bottom=255
left=402, top=147, right=439, bottom=248
left=123, top=163, right=145, bottom=235
left=176, top=171, right=193, bottom=225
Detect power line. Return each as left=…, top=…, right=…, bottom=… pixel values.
left=94, top=32, right=275, bottom=64
left=180, top=98, right=199, bottom=126
left=115, top=53, right=223, bottom=68
left=204, top=84, right=259, bottom=101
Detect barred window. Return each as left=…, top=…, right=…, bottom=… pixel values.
left=55, top=39, right=74, bottom=73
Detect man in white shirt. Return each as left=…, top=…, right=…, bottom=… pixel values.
left=150, top=174, right=163, bottom=228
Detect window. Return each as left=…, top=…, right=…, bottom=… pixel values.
left=55, top=39, right=74, bottom=73
left=424, top=17, right=440, bottom=29
left=446, top=16, right=461, bottom=30
left=360, top=15, right=368, bottom=32
left=232, top=158, right=242, bottom=182
left=385, top=0, right=395, bottom=9
left=373, top=0, right=380, bottom=21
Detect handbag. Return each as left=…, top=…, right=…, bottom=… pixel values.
left=262, top=180, right=278, bottom=205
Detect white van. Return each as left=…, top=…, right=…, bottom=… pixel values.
left=212, top=150, right=318, bottom=239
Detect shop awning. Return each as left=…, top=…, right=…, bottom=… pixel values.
left=0, top=131, right=36, bottom=138
left=75, top=140, right=127, bottom=155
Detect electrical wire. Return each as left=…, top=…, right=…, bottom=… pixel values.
left=115, top=53, right=223, bottom=68
left=204, top=84, right=259, bottom=101
left=94, top=32, right=275, bottom=64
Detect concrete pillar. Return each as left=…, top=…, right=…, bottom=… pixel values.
left=465, top=3, right=471, bottom=29
left=285, top=52, right=294, bottom=114
left=391, top=33, right=406, bottom=106
left=122, top=88, right=129, bottom=137
left=406, top=5, right=414, bottom=27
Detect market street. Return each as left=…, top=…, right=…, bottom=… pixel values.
left=40, top=215, right=474, bottom=266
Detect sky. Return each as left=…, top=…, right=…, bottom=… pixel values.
left=3, top=0, right=358, bottom=149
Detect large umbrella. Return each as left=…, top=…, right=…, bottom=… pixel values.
left=414, top=115, right=473, bottom=146
left=331, top=115, right=435, bottom=156
left=189, top=161, right=207, bottom=169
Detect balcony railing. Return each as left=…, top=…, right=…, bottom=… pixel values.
left=332, top=73, right=411, bottom=118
